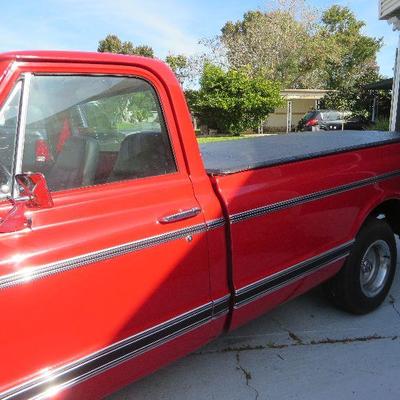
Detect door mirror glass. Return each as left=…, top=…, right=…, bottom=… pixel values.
left=15, top=172, right=53, bottom=208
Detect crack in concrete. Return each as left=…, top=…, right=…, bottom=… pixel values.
left=389, top=295, right=400, bottom=319
left=272, top=317, right=304, bottom=345
left=195, top=334, right=398, bottom=355
left=307, top=334, right=387, bottom=345
left=288, top=331, right=304, bottom=345
left=235, top=352, right=260, bottom=400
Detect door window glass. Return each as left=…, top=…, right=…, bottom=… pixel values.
left=0, top=81, right=22, bottom=198
left=22, top=75, right=176, bottom=192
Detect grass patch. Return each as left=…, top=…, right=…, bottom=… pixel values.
left=197, top=135, right=248, bottom=144
left=373, top=117, right=389, bottom=131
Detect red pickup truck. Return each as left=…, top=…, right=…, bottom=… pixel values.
left=0, top=51, right=399, bottom=400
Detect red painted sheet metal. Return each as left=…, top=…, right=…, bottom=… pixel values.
left=213, top=143, right=400, bottom=328
left=230, top=259, right=344, bottom=331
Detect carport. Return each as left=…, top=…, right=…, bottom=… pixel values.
left=365, top=78, right=393, bottom=122
left=264, top=89, right=329, bottom=133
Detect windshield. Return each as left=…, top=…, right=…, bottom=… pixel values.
left=302, top=111, right=317, bottom=121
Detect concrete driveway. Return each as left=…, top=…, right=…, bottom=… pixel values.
left=108, top=244, right=400, bottom=400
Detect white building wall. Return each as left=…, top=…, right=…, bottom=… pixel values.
left=390, top=42, right=400, bottom=130
left=264, top=99, right=316, bottom=132
left=380, top=1, right=400, bottom=130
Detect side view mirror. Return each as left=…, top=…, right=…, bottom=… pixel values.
left=15, top=172, right=53, bottom=209
left=0, top=173, right=53, bottom=233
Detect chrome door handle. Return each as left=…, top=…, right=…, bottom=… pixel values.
left=159, top=207, right=201, bottom=224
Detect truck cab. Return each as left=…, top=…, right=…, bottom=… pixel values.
left=0, top=51, right=228, bottom=400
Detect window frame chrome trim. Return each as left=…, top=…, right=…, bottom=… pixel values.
left=12, top=73, right=31, bottom=198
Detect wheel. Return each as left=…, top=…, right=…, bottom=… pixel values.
left=325, top=218, right=397, bottom=314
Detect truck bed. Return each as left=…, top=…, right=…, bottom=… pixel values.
left=200, top=131, right=400, bottom=175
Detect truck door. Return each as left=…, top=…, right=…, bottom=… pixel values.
left=0, top=68, right=213, bottom=398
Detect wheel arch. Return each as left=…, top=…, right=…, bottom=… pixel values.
left=358, top=197, right=400, bottom=236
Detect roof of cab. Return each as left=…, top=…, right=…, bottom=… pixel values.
left=0, top=50, right=168, bottom=70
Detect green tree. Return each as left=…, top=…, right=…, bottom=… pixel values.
left=204, top=1, right=383, bottom=121
left=320, top=6, right=382, bottom=90
left=97, top=34, right=154, bottom=58
left=192, top=63, right=283, bottom=135
left=165, top=54, right=189, bottom=86
left=97, top=34, right=124, bottom=54
left=320, top=6, right=383, bottom=116
left=127, top=91, right=155, bottom=122
left=135, top=45, right=155, bottom=58
left=211, top=0, right=326, bottom=88
left=322, top=68, right=382, bottom=117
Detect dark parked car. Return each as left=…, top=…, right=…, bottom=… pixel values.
left=297, top=110, right=369, bottom=132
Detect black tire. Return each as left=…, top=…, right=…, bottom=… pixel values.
left=325, top=218, right=397, bottom=314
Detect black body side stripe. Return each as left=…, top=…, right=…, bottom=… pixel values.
left=212, top=294, right=231, bottom=316
left=234, top=241, right=354, bottom=307
left=230, top=170, right=400, bottom=224
left=0, top=241, right=353, bottom=399
left=0, top=303, right=214, bottom=400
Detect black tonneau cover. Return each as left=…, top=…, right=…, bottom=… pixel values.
left=200, top=131, right=400, bottom=175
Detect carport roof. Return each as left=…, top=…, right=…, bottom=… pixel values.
left=364, top=78, right=393, bottom=90
left=281, top=89, right=330, bottom=100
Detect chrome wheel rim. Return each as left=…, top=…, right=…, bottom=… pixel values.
left=360, top=240, right=391, bottom=298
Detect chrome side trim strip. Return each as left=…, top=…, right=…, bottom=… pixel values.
left=0, top=302, right=214, bottom=400
left=0, top=216, right=226, bottom=291
left=212, top=294, right=231, bottom=317
left=206, top=218, right=225, bottom=230
left=234, top=240, right=354, bottom=308
left=0, top=239, right=354, bottom=399
left=0, top=222, right=209, bottom=291
left=230, top=170, right=400, bottom=224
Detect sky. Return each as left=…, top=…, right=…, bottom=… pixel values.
left=0, top=0, right=397, bottom=78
